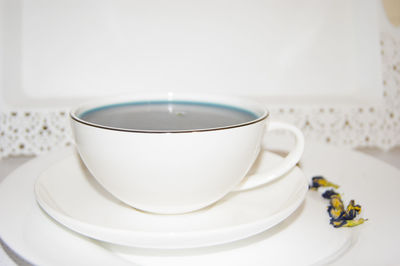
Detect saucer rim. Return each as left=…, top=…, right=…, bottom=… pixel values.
left=34, top=150, right=308, bottom=249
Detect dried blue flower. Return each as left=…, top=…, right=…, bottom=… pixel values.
left=330, top=218, right=367, bottom=228
left=328, top=205, right=345, bottom=220
left=309, top=176, right=366, bottom=228
left=343, top=200, right=362, bottom=220
left=309, top=176, right=339, bottom=190
left=322, top=189, right=340, bottom=199
left=329, top=195, right=344, bottom=210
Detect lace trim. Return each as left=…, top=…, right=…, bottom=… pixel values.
left=1, top=32, right=399, bottom=157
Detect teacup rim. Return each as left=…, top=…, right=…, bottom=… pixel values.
left=70, top=93, right=269, bottom=134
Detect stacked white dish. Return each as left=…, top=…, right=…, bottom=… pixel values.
left=0, top=145, right=358, bottom=265
left=34, top=149, right=308, bottom=249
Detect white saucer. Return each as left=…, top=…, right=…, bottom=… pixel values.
left=34, top=149, right=308, bottom=249
left=0, top=145, right=362, bottom=265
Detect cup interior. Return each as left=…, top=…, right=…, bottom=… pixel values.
left=71, top=93, right=268, bottom=133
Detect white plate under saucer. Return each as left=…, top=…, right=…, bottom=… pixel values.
left=34, top=149, right=308, bottom=249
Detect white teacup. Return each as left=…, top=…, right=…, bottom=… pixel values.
left=70, top=93, right=304, bottom=214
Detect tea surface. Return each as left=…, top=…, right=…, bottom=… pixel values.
left=80, top=101, right=258, bottom=131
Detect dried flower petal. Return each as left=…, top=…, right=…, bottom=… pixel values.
left=309, top=176, right=366, bottom=228
left=343, top=200, right=362, bottom=220
left=328, top=205, right=345, bottom=220
left=309, top=176, right=339, bottom=190
left=331, top=218, right=367, bottom=228
left=322, top=189, right=340, bottom=199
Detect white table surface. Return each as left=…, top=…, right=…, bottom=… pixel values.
left=0, top=144, right=399, bottom=266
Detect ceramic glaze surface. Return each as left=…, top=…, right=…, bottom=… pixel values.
left=34, top=149, right=309, bottom=249
left=70, top=93, right=303, bottom=214
left=72, top=116, right=266, bottom=214
left=5, top=142, right=391, bottom=265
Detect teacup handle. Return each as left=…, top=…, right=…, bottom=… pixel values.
left=234, top=121, right=304, bottom=191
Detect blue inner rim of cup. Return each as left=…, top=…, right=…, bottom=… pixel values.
left=73, top=100, right=268, bottom=133
left=79, top=100, right=260, bottom=120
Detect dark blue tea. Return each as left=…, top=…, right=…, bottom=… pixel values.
left=79, top=101, right=258, bottom=131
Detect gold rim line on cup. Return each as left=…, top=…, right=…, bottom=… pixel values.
left=70, top=99, right=269, bottom=134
